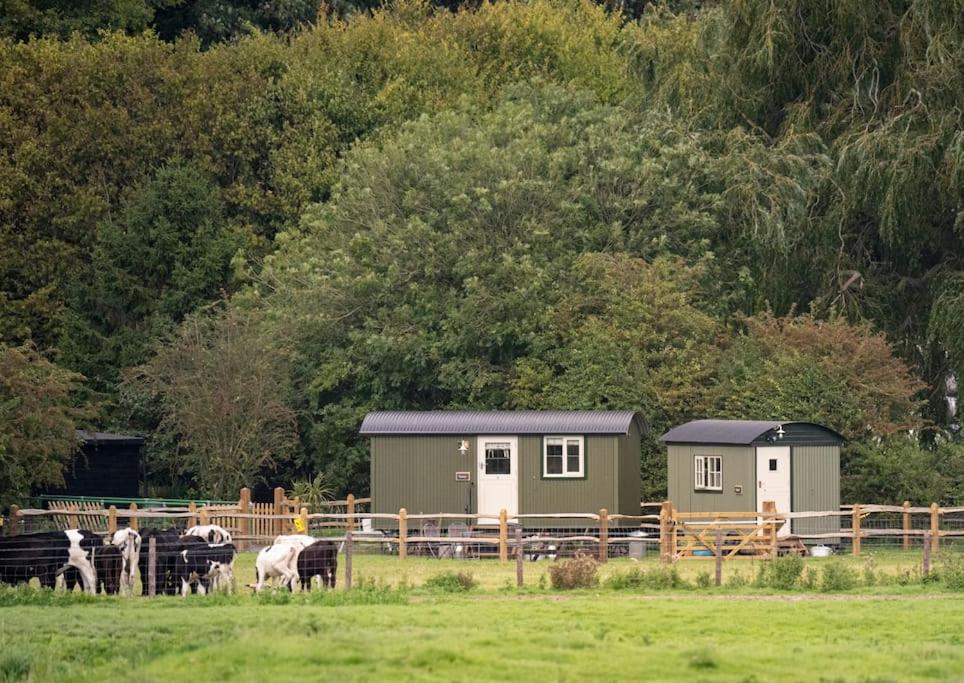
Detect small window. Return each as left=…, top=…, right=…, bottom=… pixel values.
left=485, top=443, right=511, bottom=475
left=544, top=436, right=584, bottom=478
left=694, top=455, right=722, bottom=491
left=769, top=459, right=778, bottom=471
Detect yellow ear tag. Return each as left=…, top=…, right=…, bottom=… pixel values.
left=294, top=518, right=306, bottom=533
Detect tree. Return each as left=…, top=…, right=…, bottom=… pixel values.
left=711, top=312, right=926, bottom=440
left=0, top=343, right=89, bottom=507
left=59, top=162, right=239, bottom=397
left=124, top=306, right=297, bottom=498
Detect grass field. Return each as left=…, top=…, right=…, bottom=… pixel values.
left=2, top=550, right=963, bottom=682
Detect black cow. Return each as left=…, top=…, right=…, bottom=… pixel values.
left=62, top=544, right=123, bottom=594
left=297, top=540, right=337, bottom=591
left=175, top=543, right=236, bottom=595
left=138, top=528, right=181, bottom=596
left=0, top=530, right=99, bottom=592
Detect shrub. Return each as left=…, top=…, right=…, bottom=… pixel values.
left=820, top=562, right=858, bottom=592
left=937, top=554, right=964, bottom=591
left=726, top=570, right=749, bottom=588
left=606, top=566, right=687, bottom=590
left=696, top=571, right=712, bottom=588
left=767, top=555, right=805, bottom=590
left=800, top=567, right=818, bottom=590
left=424, top=571, right=478, bottom=593
left=548, top=553, right=599, bottom=590
left=862, top=558, right=878, bottom=586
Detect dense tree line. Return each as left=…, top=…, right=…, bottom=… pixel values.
left=0, top=0, right=961, bottom=503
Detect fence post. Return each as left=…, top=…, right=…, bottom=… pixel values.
left=922, top=532, right=931, bottom=580
left=238, top=487, right=251, bottom=551
left=659, top=501, right=671, bottom=564
left=851, top=503, right=861, bottom=557
left=273, top=487, right=285, bottom=536
left=147, top=536, right=157, bottom=598
left=347, top=494, right=356, bottom=532
left=598, top=509, right=609, bottom=563
left=68, top=503, right=79, bottom=530
left=8, top=505, right=19, bottom=536
left=761, top=501, right=777, bottom=557
left=129, top=502, right=139, bottom=531
left=108, top=505, right=118, bottom=534
left=930, top=502, right=940, bottom=553
left=902, top=500, right=911, bottom=551
left=399, top=508, right=408, bottom=560
left=498, top=509, right=509, bottom=562
left=188, top=501, right=197, bottom=528
left=515, top=526, right=524, bottom=588
left=299, top=507, right=309, bottom=535
left=715, top=526, right=723, bottom=587
left=199, top=506, right=209, bottom=526
left=345, top=529, right=353, bottom=590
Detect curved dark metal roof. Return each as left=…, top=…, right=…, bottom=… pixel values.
left=76, top=430, right=144, bottom=446
left=359, top=411, right=645, bottom=436
left=659, top=420, right=843, bottom=445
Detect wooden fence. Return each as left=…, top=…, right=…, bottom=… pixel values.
left=6, top=498, right=964, bottom=562
left=7, top=488, right=371, bottom=550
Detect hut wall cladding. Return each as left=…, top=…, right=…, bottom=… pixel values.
left=52, top=442, right=142, bottom=498
left=791, top=445, right=840, bottom=536
left=617, top=421, right=643, bottom=519
left=519, top=435, right=617, bottom=527
left=667, top=444, right=754, bottom=512
left=371, top=435, right=476, bottom=527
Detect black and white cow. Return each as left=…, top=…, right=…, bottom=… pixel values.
left=111, top=528, right=141, bottom=595
left=296, top=539, right=337, bottom=591
left=0, top=530, right=99, bottom=593
left=137, top=528, right=181, bottom=596
left=183, top=525, right=233, bottom=545
left=175, top=543, right=236, bottom=596
left=62, top=544, right=124, bottom=595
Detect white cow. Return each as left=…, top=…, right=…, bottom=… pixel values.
left=250, top=544, right=299, bottom=592
left=110, top=528, right=141, bottom=595
left=184, top=524, right=233, bottom=544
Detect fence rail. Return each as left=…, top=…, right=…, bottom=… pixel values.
left=5, top=496, right=964, bottom=562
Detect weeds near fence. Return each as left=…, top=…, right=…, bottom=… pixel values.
left=0, top=652, right=30, bottom=683
left=754, top=555, right=804, bottom=590
left=548, top=553, right=599, bottom=589
left=606, top=565, right=687, bottom=590
left=0, top=586, right=101, bottom=607
left=424, top=571, right=478, bottom=593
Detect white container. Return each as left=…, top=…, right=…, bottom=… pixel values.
left=628, top=531, right=647, bottom=559
left=809, top=545, right=833, bottom=557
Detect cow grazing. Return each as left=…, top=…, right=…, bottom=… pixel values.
left=0, top=530, right=99, bottom=593
left=111, top=528, right=141, bottom=595
left=184, top=525, right=232, bottom=545
left=175, top=543, right=236, bottom=596
left=297, top=540, right=337, bottom=591
left=63, top=544, right=124, bottom=595
left=138, top=528, right=181, bottom=596
left=250, top=544, right=299, bottom=592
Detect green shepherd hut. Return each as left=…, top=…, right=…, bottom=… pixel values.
left=360, top=410, right=645, bottom=528
left=661, top=420, right=843, bottom=539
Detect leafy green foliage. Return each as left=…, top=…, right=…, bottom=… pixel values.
left=424, top=571, right=478, bottom=592
left=124, top=306, right=298, bottom=497
left=0, top=343, right=90, bottom=506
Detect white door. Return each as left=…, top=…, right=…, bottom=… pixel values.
left=477, top=436, right=518, bottom=525
left=756, top=446, right=791, bottom=536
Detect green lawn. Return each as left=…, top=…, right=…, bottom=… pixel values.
left=1, top=551, right=963, bottom=682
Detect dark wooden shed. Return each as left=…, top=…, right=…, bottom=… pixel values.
left=42, top=430, right=144, bottom=499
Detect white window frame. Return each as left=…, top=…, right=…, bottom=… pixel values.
left=543, top=436, right=585, bottom=478
left=694, top=455, right=722, bottom=491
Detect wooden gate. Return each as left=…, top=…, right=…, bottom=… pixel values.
left=670, top=504, right=786, bottom=560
